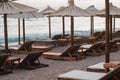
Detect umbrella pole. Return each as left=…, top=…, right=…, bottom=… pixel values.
left=90, top=16, right=94, bottom=35
left=62, top=17, right=65, bottom=36
left=48, top=16, right=51, bottom=38
left=18, top=18, right=21, bottom=44
left=71, top=16, right=74, bottom=46
left=105, top=0, right=110, bottom=72
left=23, top=18, right=25, bottom=43
left=113, top=16, right=115, bottom=32
left=109, top=15, right=112, bottom=40
left=4, top=14, right=9, bottom=53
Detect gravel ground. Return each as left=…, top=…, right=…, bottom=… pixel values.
left=1, top=47, right=120, bottom=80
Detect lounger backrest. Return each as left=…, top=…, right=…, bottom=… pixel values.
left=20, top=51, right=43, bottom=65
left=99, top=31, right=105, bottom=39
left=0, top=54, right=9, bottom=69
left=99, top=65, right=120, bottom=80
left=18, top=41, right=35, bottom=51
left=91, top=42, right=103, bottom=49
left=85, top=42, right=103, bottom=52
left=52, top=34, right=62, bottom=40
left=62, top=45, right=81, bottom=56
left=92, top=31, right=101, bottom=37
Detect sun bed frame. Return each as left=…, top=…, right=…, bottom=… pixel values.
left=12, top=40, right=53, bottom=54
left=78, top=42, right=104, bottom=56
left=19, top=51, right=48, bottom=70
left=43, top=45, right=85, bottom=61
left=12, top=41, right=35, bottom=54
left=88, top=31, right=105, bottom=44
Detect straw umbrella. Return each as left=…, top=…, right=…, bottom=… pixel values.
left=50, top=0, right=90, bottom=46
left=40, top=6, right=56, bottom=38
left=0, top=0, right=38, bottom=53
left=85, top=5, right=99, bottom=35
left=57, top=6, right=66, bottom=36
left=96, top=3, right=120, bottom=40
left=50, top=6, right=67, bottom=36
left=8, top=12, right=44, bottom=44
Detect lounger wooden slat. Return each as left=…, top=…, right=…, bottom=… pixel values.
left=32, top=45, right=52, bottom=52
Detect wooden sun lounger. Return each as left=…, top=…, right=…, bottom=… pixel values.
left=78, top=42, right=104, bottom=56
left=87, top=31, right=105, bottom=44
left=19, top=51, right=49, bottom=70
left=43, top=45, right=85, bottom=61
left=11, top=41, right=35, bottom=54
left=11, top=40, right=53, bottom=54
left=87, top=31, right=101, bottom=44
left=87, top=62, right=108, bottom=73
left=58, top=65, right=120, bottom=80
left=87, top=61, right=120, bottom=73
left=0, top=54, right=12, bottom=75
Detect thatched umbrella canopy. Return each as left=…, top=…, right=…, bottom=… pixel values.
left=50, top=0, right=90, bottom=46
left=8, top=11, right=44, bottom=18
left=96, top=3, right=120, bottom=16
left=7, top=12, right=44, bottom=44
left=96, top=3, right=120, bottom=40
left=40, top=6, right=56, bottom=38
left=0, top=0, right=38, bottom=53
left=85, top=5, right=99, bottom=35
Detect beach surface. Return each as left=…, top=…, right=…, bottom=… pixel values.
left=1, top=47, right=120, bottom=80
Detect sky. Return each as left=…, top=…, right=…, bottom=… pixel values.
left=16, top=0, right=120, bottom=10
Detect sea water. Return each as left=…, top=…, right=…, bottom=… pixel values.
left=0, top=16, right=120, bottom=45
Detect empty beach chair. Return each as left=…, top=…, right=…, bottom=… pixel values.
left=87, top=61, right=120, bottom=73
left=87, top=62, right=107, bottom=73
left=87, top=31, right=105, bottom=44
left=110, top=40, right=119, bottom=52
left=11, top=41, right=35, bottom=54
left=43, top=45, right=85, bottom=61
left=0, top=54, right=12, bottom=75
left=57, top=39, right=69, bottom=47
left=78, top=42, right=104, bottom=56
left=52, top=34, right=62, bottom=40
left=19, top=51, right=49, bottom=70
left=87, top=31, right=101, bottom=44
left=57, top=65, right=120, bottom=80
left=11, top=40, right=52, bottom=54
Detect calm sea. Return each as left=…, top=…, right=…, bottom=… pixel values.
left=0, top=16, right=120, bottom=45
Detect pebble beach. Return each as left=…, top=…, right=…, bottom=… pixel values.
left=1, top=46, right=120, bottom=80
